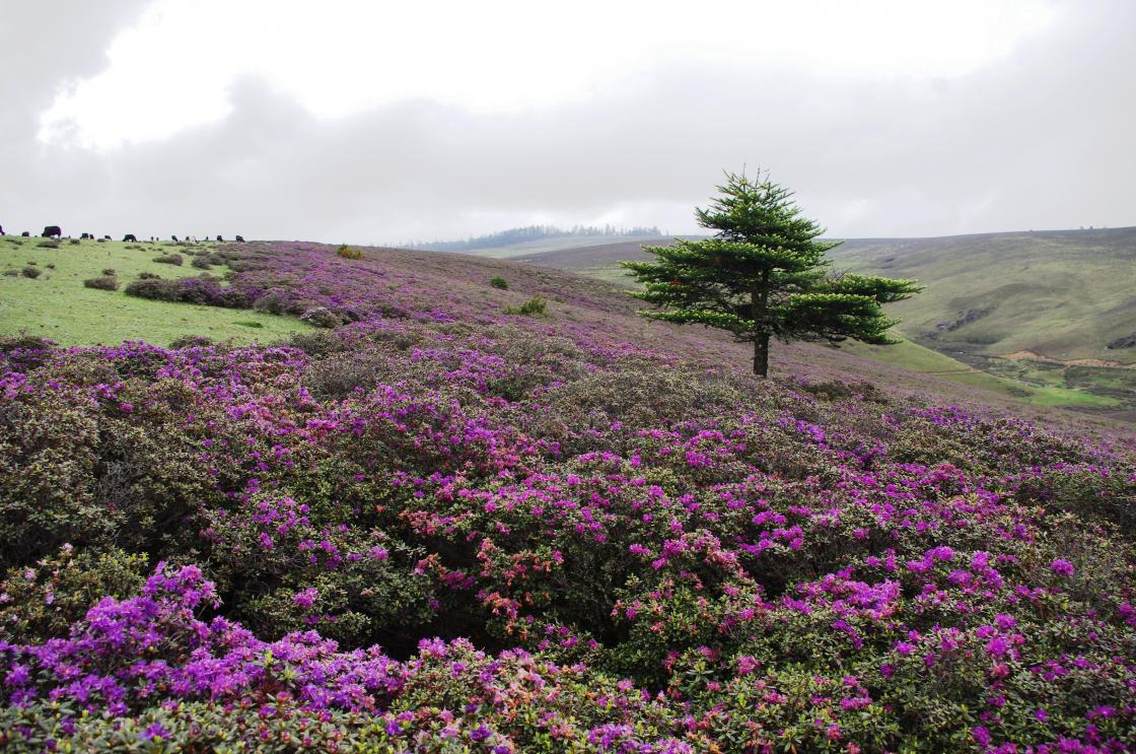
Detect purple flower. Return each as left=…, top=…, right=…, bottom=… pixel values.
left=140, top=723, right=170, bottom=741
left=1050, top=558, right=1075, bottom=578
left=293, top=587, right=319, bottom=610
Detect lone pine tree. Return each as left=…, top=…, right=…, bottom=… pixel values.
left=623, top=171, right=921, bottom=377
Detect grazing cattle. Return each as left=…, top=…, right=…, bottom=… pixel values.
left=235, top=235, right=245, bottom=243
left=0, top=224, right=5, bottom=236
left=123, top=234, right=137, bottom=242
left=103, top=235, right=111, bottom=240
left=216, top=235, right=223, bottom=242
left=42, top=225, right=62, bottom=238
left=171, top=235, right=179, bottom=242
left=80, top=233, right=90, bottom=239
left=21, top=231, right=30, bottom=237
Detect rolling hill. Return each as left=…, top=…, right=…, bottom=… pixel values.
left=496, top=227, right=1136, bottom=416
left=831, top=227, right=1136, bottom=365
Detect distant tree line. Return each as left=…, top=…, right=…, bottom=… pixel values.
left=408, top=224, right=662, bottom=252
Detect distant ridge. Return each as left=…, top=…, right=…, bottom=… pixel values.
left=405, top=224, right=662, bottom=253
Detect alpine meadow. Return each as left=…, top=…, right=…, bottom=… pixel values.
left=2, top=2, right=1135, bottom=753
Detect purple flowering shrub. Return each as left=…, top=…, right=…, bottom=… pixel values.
left=1, top=241, right=1135, bottom=752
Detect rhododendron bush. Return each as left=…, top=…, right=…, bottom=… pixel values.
left=1, top=243, right=1134, bottom=752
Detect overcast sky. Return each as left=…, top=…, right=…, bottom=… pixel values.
left=1, top=0, right=1133, bottom=244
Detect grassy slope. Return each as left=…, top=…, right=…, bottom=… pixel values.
left=491, top=236, right=1121, bottom=411
left=503, top=228, right=1136, bottom=362
left=831, top=227, right=1136, bottom=364
left=839, top=339, right=1116, bottom=408
left=0, top=237, right=312, bottom=346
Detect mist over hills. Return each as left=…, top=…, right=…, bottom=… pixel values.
left=404, top=224, right=663, bottom=253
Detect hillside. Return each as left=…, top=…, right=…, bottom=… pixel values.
left=0, top=236, right=312, bottom=345
left=1, top=241, right=1134, bottom=752
left=505, top=229, right=1136, bottom=363
left=507, top=228, right=1136, bottom=416
left=831, top=227, right=1136, bottom=364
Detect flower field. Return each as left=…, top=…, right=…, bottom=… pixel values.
left=1, top=242, right=1134, bottom=752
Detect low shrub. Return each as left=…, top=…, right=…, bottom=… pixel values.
left=191, top=255, right=213, bottom=270
left=0, top=544, right=148, bottom=643
left=83, top=275, right=119, bottom=291
left=168, top=334, right=215, bottom=349
left=21, top=266, right=40, bottom=279
left=124, top=277, right=253, bottom=308
left=137, top=271, right=161, bottom=280
left=252, top=288, right=305, bottom=316
left=101, top=267, right=116, bottom=276
left=337, top=244, right=363, bottom=260
left=300, top=306, right=341, bottom=328
left=504, top=296, right=547, bottom=316
left=490, top=275, right=509, bottom=289
left=287, top=330, right=351, bottom=357
left=0, top=334, right=54, bottom=372
left=36, top=240, right=59, bottom=249
left=154, top=253, right=183, bottom=266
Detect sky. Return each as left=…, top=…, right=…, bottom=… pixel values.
left=1, top=0, right=1133, bottom=244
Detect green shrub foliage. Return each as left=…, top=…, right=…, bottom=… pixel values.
left=0, top=240, right=1133, bottom=752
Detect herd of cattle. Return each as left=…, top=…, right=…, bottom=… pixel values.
left=0, top=224, right=245, bottom=244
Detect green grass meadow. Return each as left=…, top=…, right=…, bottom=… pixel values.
left=0, top=237, right=311, bottom=346
left=840, top=338, right=1119, bottom=409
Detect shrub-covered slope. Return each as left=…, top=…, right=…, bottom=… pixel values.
left=1, top=242, right=1134, bottom=752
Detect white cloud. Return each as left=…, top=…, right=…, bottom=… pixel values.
left=38, top=0, right=1057, bottom=150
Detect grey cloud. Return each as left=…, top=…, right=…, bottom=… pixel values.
left=1, top=0, right=1133, bottom=242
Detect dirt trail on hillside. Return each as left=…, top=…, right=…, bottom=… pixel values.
left=1001, top=351, right=1136, bottom=369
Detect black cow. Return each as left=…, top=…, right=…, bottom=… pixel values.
left=103, top=235, right=111, bottom=240
left=216, top=235, right=223, bottom=242
left=0, top=224, right=5, bottom=236
left=42, top=225, right=62, bottom=238
left=235, top=235, right=245, bottom=243
left=21, top=231, right=30, bottom=237
left=171, top=235, right=179, bottom=242
left=80, top=232, right=90, bottom=239
left=123, top=234, right=137, bottom=242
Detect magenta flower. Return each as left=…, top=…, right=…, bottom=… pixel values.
left=1050, top=558, right=1075, bottom=578
left=293, top=587, right=319, bottom=610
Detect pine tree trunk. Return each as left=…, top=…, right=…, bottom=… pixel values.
left=753, top=335, right=770, bottom=378
left=751, top=271, right=771, bottom=378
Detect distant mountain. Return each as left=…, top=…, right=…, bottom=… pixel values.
left=406, top=224, right=662, bottom=253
